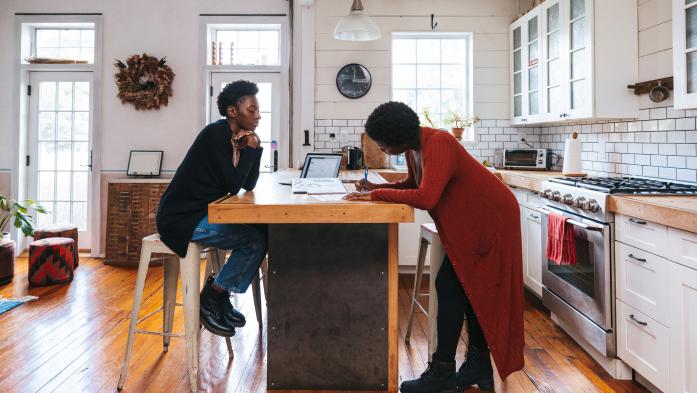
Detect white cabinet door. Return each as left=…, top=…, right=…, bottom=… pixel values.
left=673, top=0, right=697, bottom=109
left=563, top=0, right=593, bottom=120
left=615, top=214, right=669, bottom=257
left=540, top=0, right=564, bottom=122
left=520, top=205, right=543, bottom=297
left=668, top=262, right=697, bottom=393
left=667, top=226, right=697, bottom=272
left=616, top=300, right=669, bottom=392
left=510, top=8, right=542, bottom=125
left=615, top=241, right=670, bottom=323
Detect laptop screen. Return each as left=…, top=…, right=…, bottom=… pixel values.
left=300, top=153, right=343, bottom=178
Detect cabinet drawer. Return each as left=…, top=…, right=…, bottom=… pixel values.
left=667, top=227, right=697, bottom=271
left=615, top=241, right=669, bottom=324
left=615, top=215, right=668, bottom=256
left=616, top=300, right=669, bottom=392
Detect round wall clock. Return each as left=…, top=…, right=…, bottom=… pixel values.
left=336, top=63, right=372, bottom=99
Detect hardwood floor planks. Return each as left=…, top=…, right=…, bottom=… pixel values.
left=0, top=256, right=651, bottom=393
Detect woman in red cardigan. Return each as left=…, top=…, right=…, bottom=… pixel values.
left=345, top=102, right=524, bottom=393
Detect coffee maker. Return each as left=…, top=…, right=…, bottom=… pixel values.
left=346, top=147, right=363, bottom=170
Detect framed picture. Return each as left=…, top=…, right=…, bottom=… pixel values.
left=127, top=150, right=163, bottom=177
left=336, top=63, right=372, bottom=99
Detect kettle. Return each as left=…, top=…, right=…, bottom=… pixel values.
left=346, top=147, right=363, bottom=170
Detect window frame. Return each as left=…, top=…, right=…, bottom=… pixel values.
left=390, top=32, right=475, bottom=146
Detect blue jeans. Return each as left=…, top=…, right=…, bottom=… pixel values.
left=191, top=216, right=267, bottom=293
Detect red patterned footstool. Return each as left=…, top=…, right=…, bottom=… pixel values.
left=28, top=237, right=75, bottom=287
left=34, top=224, right=79, bottom=268
left=0, top=239, right=15, bottom=285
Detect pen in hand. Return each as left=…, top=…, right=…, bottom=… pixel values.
left=363, top=166, right=369, bottom=193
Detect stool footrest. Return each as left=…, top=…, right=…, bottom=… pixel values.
left=136, top=306, right=164, bottom=324
left=415, top=300, right=428, bottom=316
left=135, top=329, right=185, bottom=339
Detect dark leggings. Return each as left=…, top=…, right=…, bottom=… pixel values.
left=433, top=255, right=488, bottom=362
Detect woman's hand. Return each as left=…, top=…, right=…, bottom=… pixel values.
left=233, top=130, right=260, bottom=149
left=343, top=192, right=373, bottom=201
left=354, top=179, right=377, bottom=192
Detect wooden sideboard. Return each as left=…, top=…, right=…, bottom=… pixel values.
left=105, top=180, right=169, bottom=266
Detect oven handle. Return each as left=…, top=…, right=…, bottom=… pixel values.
left=536, top=208, right=605, bottom=232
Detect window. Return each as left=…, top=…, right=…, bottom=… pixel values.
left=35, top=28, right=95, bottom=62
left=391, top=32, right=474, bottom=145
left=208, top=24, right=281, bottom=66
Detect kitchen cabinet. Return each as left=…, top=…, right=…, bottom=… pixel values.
left=510, top=0, right=637, bottom=125
left=668, top=261, right=697, bottom=393
left=673, top=0, right=697, bottom=109
left=521, top=205, right=543, bottom=297
left=615, top=214, right=697, bottom=392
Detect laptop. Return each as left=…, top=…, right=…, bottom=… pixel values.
left=279, top=153, right=343, bottom=185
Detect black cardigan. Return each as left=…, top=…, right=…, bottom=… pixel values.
left=156, top=119, right=263, bottom=257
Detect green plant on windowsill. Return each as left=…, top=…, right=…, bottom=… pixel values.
left=421, top=107, right=438, bottom=128
left=443, top=110, right=480, bottom=140
left=0, top=194, right=48, bottom=238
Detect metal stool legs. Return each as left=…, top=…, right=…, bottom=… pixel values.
left=405, top=237, right=430, bottom=344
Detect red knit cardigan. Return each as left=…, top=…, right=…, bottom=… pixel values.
left=372, top=127, right=525, bottom=379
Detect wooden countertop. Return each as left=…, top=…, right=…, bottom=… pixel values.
left=608, top=195, right=697, bottom=233
left=208, top=170, right=414, bottom=224
left=493, top=169, right=562, bottom=191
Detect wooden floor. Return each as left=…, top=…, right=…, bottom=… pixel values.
left=0, top=256, right=649, bottom=393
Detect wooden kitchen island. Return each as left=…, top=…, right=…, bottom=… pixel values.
left=208, top=171, right=414, bottom=392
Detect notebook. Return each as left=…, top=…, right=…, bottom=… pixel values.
left=291, top=178, right=347, bottom=194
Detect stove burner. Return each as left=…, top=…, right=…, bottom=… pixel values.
left=549, top=176, right=697, bottom=195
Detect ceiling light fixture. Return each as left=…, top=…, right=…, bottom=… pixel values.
left=333, top=0, right=381, bottom=41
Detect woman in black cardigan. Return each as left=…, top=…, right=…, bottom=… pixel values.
left=156, top=80, right=266, bottom=337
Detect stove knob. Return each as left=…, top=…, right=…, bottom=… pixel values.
left=542, top=189, right=553, bottom=199
left=551, top=191, right=562, bottom=202
left=587, top=199, right=600, bottom=212
left=562, top=193, right=574, bottom=205
left=573, top=197, right=587, bottom=208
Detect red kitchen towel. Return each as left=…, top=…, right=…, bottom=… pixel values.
left=546, top=212, right=577, bottom=265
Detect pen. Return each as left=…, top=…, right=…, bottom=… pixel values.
left=363, top=166, right=368, bottom=192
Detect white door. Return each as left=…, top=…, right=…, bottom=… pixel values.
left=668, top=261, right=697, bottom=393
left=28, top=72, right=94, bottom=249
left=210, top=72, right=281, bottom=173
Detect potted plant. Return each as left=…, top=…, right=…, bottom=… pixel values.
left=0, top=194, right=47, bottom=240
left=421, top=107, right=438, bottom=128
left=443, top=110, right=480, bottom=140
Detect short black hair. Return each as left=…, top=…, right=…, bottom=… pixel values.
left=217, top=80, right=259, bottom=117
left=364, top=101, right=421, bottom=148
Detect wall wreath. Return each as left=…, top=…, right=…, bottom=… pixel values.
left=114, top=53, right=175, bottom=110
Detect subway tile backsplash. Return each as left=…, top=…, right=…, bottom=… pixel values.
left=314, top=105, right=697, bottom=183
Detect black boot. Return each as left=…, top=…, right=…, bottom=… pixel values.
left=456, top=346, right=494, bottom=391
left=200, top=274, right=236, bottom=337
left=400, top=356, right=457, bottom=393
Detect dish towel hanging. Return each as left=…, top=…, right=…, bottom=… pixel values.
left=546, top=212, right=577, bottom=265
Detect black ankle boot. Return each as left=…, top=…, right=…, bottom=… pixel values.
left=400, top=356, right=457, bottom=393
left=456, top=346, right=494, bottom=391
left=200, top=274, right=236, bottom=337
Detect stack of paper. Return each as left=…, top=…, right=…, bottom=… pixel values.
left=291, top=178, right=347, bottom=194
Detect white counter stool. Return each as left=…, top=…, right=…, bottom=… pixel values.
left=405, top=223, right=445, bottom=357
left=118, top=234, right=219, bottom=393
left=204, top=250, right=268, bottom=327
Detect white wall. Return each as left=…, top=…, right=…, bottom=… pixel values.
left=0, top=0, right=289, bottom=174
left=638, top=0, right=673, bottom=108
left=314, top=0, right=523, bottom=121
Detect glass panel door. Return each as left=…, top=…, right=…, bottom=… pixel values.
left=685, top=2, right=697, bottom=93
left=210, top=72, right=281, bottom=173
left=567, top=0, right=590, bottom=113
left=28, top=72, right=93, bottom=248
left=512, top=26, right=523, bottom=118
left=544, top=1, right=563, bottom=115
left=526, top=15, right=541, bottom=117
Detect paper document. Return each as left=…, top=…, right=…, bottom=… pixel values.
left=312, top=194, right=347, bottom=202
left=291, top=178, right=347, bottom=194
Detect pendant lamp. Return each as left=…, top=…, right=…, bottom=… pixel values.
left=333, top=0, right=381, bottom=41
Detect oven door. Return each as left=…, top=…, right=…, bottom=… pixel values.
left=539, top=206, right=612, bottom=331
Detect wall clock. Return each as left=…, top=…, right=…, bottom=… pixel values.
left=336, top=63, right=372, bottom=99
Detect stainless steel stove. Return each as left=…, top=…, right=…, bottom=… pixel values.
left=538, top=175, right=697, bottom=362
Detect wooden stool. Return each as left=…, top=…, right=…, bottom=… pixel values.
left=0, top=239, right=15, bottom=285
left=118, top=234, right=213, bottom=393
left=204, top=250, right=268, bottom=327
left=404, top=223, right=445, bottom=358
left=28, top=237, right=75, bottom=287
left=34, top=223, right=79, bottom=267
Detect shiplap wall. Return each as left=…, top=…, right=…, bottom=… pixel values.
left=314, top=0, right=525, bottom=121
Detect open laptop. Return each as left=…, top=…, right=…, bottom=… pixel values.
left=278, top=153, right=343, bottom=185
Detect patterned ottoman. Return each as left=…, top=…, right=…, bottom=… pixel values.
left=28, top=237, right=75, bottom=287
left=34, top=224, right=79, bottom=268
left=0, top=239, right=15, bottom=285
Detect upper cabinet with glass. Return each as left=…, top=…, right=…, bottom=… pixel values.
left=673, top=0, right=697, bottom=108
left=510, top=0, right=637, bottom=125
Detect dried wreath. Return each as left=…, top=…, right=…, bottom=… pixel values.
left=114, top=53, right=175, bottom=110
